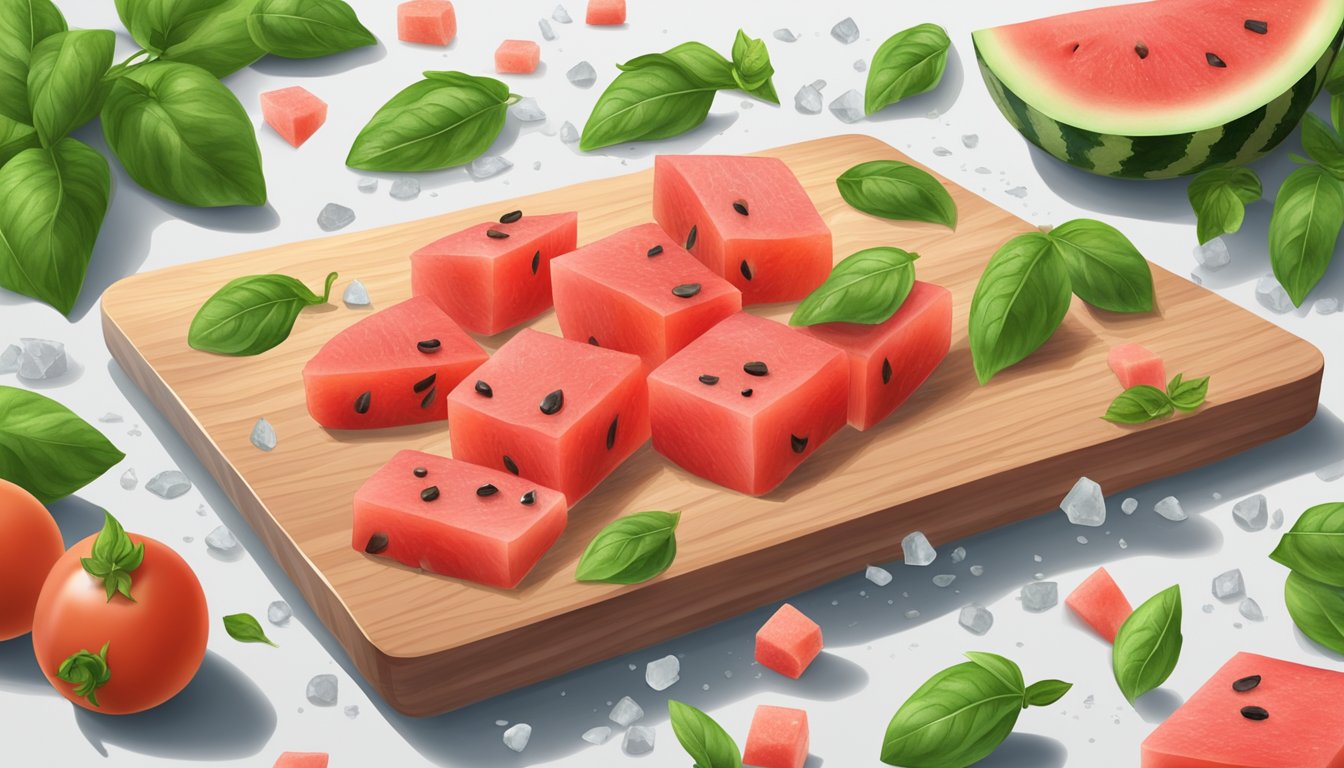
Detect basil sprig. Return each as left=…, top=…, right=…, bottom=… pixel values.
left=224, top=612, right=279, bottom=647
left=790, top=247, right=918, bottom=326
left=1112, top=585, right=1183, bottom=704
left=836, top=160, right=956, bottom=228
left=0, top=386, right=124, bottom=503
left=669, top=700, right=742, bottom=768
left=80, top=512, right=146, bottom=602
left=575, top=511, right=680, bottom=584
left=1187, top=167, right=1262, bottom=245
left=865, top=23, right=951, bottom=115
left=1103, top=373, right=1210, bottom=425
left=188, top=271, right=337, bottom=356
left=1271, top=502, right=1344, bottom=654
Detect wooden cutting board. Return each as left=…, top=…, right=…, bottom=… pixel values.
left=101, top=135, right=1322, bottom=717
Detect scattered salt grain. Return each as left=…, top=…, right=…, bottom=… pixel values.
left=932, top=146, right=952, bottom=157
left=959, top=604, right=993, bottom=635
left=306, top=674, right=338, bottom=706
left=1154, top=496, right=1187, bottom=521
left=344, top=705, right=359, bottom=719
left=962, top=134, right=979, bottom=148
left=1076, top=535, right=1089, bottom=545
left=1193, top=237, right=1231, bottom=270
left=0, top=344, right=18, bottom=374
left=1316, top=297, right=1340, bottom=315
left=560, top=121, right=580, bottom=143
left=902, top=531, right=937, bottom=566
left=1006, top=186, right=1028, bottom=198
left=389, top=178, right=421, bottom=200
left=811, top=79, right=827, bottom=91
left=205, top=525, right=239, bottom=553
left=1255, top=273, right=1294, bottom=314
left=975, top=166, right=992, bottom=174
left=120, top=469, right=138, bottom=490
left=829, top=89, right=864, bottom=123
left=582, top=726, right=612, bottom=744
left=356, top=177, right=377, bottom=193
left=510, top=97, right=547, bottom=123
left=268, top=600, right=292, bottom=625
left=969, top=564, right=985, bottom=576
left=98, top=412, right=124, bottom=423
left=1271, top=508, right=1285, bottom=529
left=250, top=418, right=277, bottom=452
left=933, top=574, right=956, bottom=588
left=1232, top=494, right=1268, bottom=532
left=623, top=725, right=655, bottom=755
left=1239, top=597, right=1264, bottom=622
left=853, top=58, right=867, bottom=71
left=1212, top=569, right=1244, bottom=600
left=18, top=338, right=66, bottom=381
left=831, top=17, right=860, bottom=44
left=865, top=565, right=893, bottom=587
left=317, top=203, right=355, bottom=232
left=949, top=546, right=966, bottom=564
left=342, top=279, right=371, bottom=307
left=1202, top=603, right=1215, bottom=614
left=1320, top=461, right=1344, bottom=482
left=539, top=18, right=556, bottom=40
left=469, top=155, right=513, bottom=180
left=609, top=696, right=643, bottom=726
left=146, top=470, right=192, bottom=499
left=552, top=4, right=572, bottom=22
left=794, top=85, right=823, bottom=115
left=564, top=61, right=597, bottom=89
left=1119, top=538, right=1128, bottom=549
left=645, top=655, right=680, bottom=691
left=503, top=723, right=532, bottom=752
left=773, top=28, right=797, bottom=42
left=1022, top=582, right=1058, bottom=611
left=1061, top=477, right=1106, bottom=526
left=904, top=609, right=920, bottom=619
left=1121, top=497, right=1138, bottom=515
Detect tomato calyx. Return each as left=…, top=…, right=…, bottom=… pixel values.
left=79, top=512, right=145, bottom=602
left=57, top=642, right=111, bottom=708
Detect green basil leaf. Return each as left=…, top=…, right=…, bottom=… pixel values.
left=1333, top=94, right=1343, bottom=135
left=161, top=0, right=267, bottom=78
left=1187, top=167, right=1261, bottom=245
left=865, top=23, right=950, bottom=115
left=1301, top=113, right=1344, bottom=179
left=880, top=658, right=1023, bottom=767
left=789, top=247, right=918, bottom=326
left=963, top=651, right=1026, bottom=695
left=580, top=54, right=717, bottom=152
left=1269, top=164, right=1344, bottom=307
left=1167, top=374, right=1209, bottom=412
left=729, top=29, right=778, bottom=104
left=0, top=0, right=67, bottom=124
left=246, top=0, right=375, bottom=59
left=668, top=700, right=742, bottom=768
left=102, top=61, right=266, bottom=207
left=0, top=114, right=39, bottom=166
left=575, top=510, right=680, bottom=584
left=622, top=42, right=734, bottom=88
left=0, top=386, right=124, bottom=503
left=1103, top=385, right=1173, bottom=424
left=223, top=613, right=278, bottom=646
left=81, top=511, right=145, bottom=602
left=114, top=0, right=220, bottom=52
left=26, top=29, right=115, bottom=146
left=1270, top=502, right=1344, bottom=588
left=968, top=232, right=1072, bottom=385
left=1048, top=219, right=1154, bottom=313
left=1023, top=679, right=1073, bottom=707
left=347, top=71, right=512, bottom=172
left=0, top=138, right=109, bottom=315
left=1284, top=571, right=1344, bottom=654
left=835, top=159, right=957, bottom=228
left=1112, top=585, right=1183, bottom=704
left=1328, top=52, right=1344, bottom=96
left=188, top=271, right=336, bottom=356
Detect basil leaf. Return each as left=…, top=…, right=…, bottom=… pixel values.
left=789, top=247, right=918, bottom=326
left=26, top=29, right=115, bottom=146
left=114, top=0, right=220, bottom=53
left=880, top=658, right=1023, bottom=767
left=1270, top=502, right=1344, bottom=588
left=1048, top=219, right=1154, bottom=313
left=865, top=23, right=950, bottom=115
left=1112, top=585, right=1183, bottom=704
left=1024, top=679, right=1073, bottom=707
left=0, top=139, right=110, bottom=315
left=188, top=271, right=335, bottom=356
left=0, top=386, right=124, bottom=503
left=246, top=0, right=375, bottom=59
left=347, top=71, right=512, bottom=172
left=581, top=54, right=719, bottom=152
left=1328, top=52, right=1344, bottom=95
left=964, top=651, right=1026, bottom=694
left=623, top=42, right=733, bottom=88
left=81, top=512, right=145, bottom=602
left=0, top=114, right=38, bottom=166
left=1187, top=167, right=1261, bottom=245
left=575, top=510, right=680, bottom=584
left=836, top=159, right=956, bottom=228
left=0, top=0, right=67, bottom=124
left=224, top=613, right=278, bottom=646
left=968, top=232, right=1072, bottom=385
left=668, top=700, right=741, bottom=768
left=1269, top=164, right=1344, bottom=307
left=1301, top=113, right=1344, bottom=179
left=1284, top=571, right=1344, bottom=654
left=121, top=0, right=266, bottom=77
left=730, top=29, right=778, bottom=104
left=1167, top=374, right=1209, bottom=412
left=1333, top=94, right=1343, bottom=135
left=1103, top=386, right=1173, bottom=425
left=102, top=61, right=266, bottom=207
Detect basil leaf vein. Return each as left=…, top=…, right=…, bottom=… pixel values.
left=1301, top=113, right=1344, bottom=179
left=246, top=0, right=376, bottom=59
left=580, top=54, right=718, bottom=152
left=865, top=23, right=950, bottom=115
left=188, top=271, right=337, bottom=356
left=223, top=613, right=278, bottom=646
left=968, top=231, right=1072, bottom=385
left=26, top=29, right=115, bottom=146
left=0, top=0, right=68, bottom=124
left=836, top=159, right=956, bottom=228
left=1049, top=219, right=1154, bottom=313
left=575, top=510, right=680, bottom=584
left=1103, top=385, right=1173, bottom=425
left=668, top=700, right=741, bottom=768
left=790, top=247, right=918, bottom=326
left=1268, top=164, right=1344, bottom=307
left=1112, top=584, right=1183, bottom=704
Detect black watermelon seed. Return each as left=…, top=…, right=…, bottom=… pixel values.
left=477, top=483, right=499, bottom=497
left=413, top=466, right=428, bottom=478
left=699, top=374, right=720, bottom=385
left=882, top=358, right=893, bottom=384
left=365, top=532, right=389, bottom=554
left=520, top=490, right=536, bottom=505
left=417, top=339, right=441, bottom=353
left=1244, top=19, right=1268, bottom=34
left=732, top=200, right=749, bottom=216
left=420, top=486, right=440, bottom=502
left=532, top=250, right=541, bottom=275
left=686, top=225, right=698, bottom=250
left=1135, top=42, right=1149, bottom=59
left=607, top=415, right=619, bottom=450
left=486, top=228, right=510, bottom=239
left=588, top=336, right=600, bottom=346
left=647, top=244, right=664, bottom=258
left=503, top=455, right=519, bottom=475
left=413, top=373, right=437, bottom=393
left=1207, top=52, right=1227, bottom=68
left=540, top=389, right=564, bottom=415
left=1240, top=706, right=1269, bottom=721
left=740, top=260, right=753, bottom=280
left=790, top=434, right=809, bottom=454
left=499, top=210, right=523, bottom=224
left=1232, top=675, right=1262, bottom=693
left=743, top=361, right=768, bottom=377
left=1071, top=42, right=1080, bottom=53
left=475, top=380, right=493, bottom=398
left=672, top=283, right=702, bottom=298
left=740, top=388, right=753, bottom=397
left=354, top=391, right=372, bottom=414
left=419, top=387, right=436, bottom=409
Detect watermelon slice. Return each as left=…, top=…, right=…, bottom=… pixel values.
left=1109, top=342, right=1166, bottom=390
left=797, top=281, right=952, bottom=430
left=755, top=603, right=823, bottom=679
left=652, top=155, right=833, bottom=305
left=260, top=87, right=327, bottom=148
left=303, top=297, right=488, bottom=430
left=495, top=39, right=541, bottom=74
left=974, top=0, right=1344, bottom=179
left=586, top=0, right=625, bottom=25
left=353, top=450, right=567, bottom=589
left=411, top=211, right=577, bottom=336
left=446, top=329, right=650, bottom=503
left=397, top=0, right=456, bottom=46
left=743, top=705, right=810, bottom=768
left=1142, top=652, right=1344, bottom=767
left=1066, top=567, right=1134, bottom=643
left=551, top=223, right=742, bottom=369
left=273, top=753, right=328, bottom=768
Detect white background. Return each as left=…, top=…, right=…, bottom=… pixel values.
left=3, top=1, right=1344, bottom=766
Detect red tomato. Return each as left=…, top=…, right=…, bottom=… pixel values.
left=0, top=478, right=65, bottom=641
left=32, top=520, right=208, bottom=714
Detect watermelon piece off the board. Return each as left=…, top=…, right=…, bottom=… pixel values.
left=586, top=0, right=625, bottom=25
left=652, top=155, right=833, bottom=304
left=973, top=0, right=1344, bottom=179
left=397, top=0, right=456, bottom=46
left=1142, top=652, right=1344, bottom=767
left=755, top=603, right=824, bottom=679
left=1066, top=566, right=1133, bottom=643
left=353, top=450, right=567, bottom=589
left=260, top=87, right=327, bottom=148
left=495, top=39, right=541, bottom=74
left=303, top=297, right=488, bottom=430
left=273, top=753, right=328, bottom=768
left=743, top=705, right=810, bottom=768
left=1109, top=342, right=1166, bottom=390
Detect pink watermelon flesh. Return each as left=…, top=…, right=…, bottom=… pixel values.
left=551, top=222, right=742, bottom=369
left=586, top=0, right=625, bottom=25
left=652, top=155, right=833, bottom=305
left=744, top=705, right=810, bottom=768
left=798, top=281, right=952, bottom=430
left=303, top=297, right=488, bottom=430
left=446, top=329, right=650, bottom=503
left=273, top=753, right=328, bottom=768
left=353, top=450, right=567, bottom=589
left=412, top=211, right=578, bottom=335
left=397, top=0, right=456, bottom=45
left=1109, top=342, right=1166, bottom=390
left=1142, top=652, right=1344, bottom=768
left=755, top=603, right=823, bottom=679
left=260, top=87, right=327, bottom=148
left=648, top=312, right=848, bottom=496
left=1066, top=566, right=1133, bottom=643
left=495, top=39, right=541, bottom=74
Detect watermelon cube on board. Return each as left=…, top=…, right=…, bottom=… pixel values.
left=495, top=39, right=541, bottom=74
left=1142, top=652, right=1344, bottom=767
left=1109, top=343, right=1166, bottom=390
left=798, top=281, right=952, bottom=430
left=648, top=312, right=848, bottom=496
left=653, top=155, right=833, bottom=305
left=303, top=297, right=488, bottom=430
left=586, top=0, right=625, bottom=25
left=353, top=450, right=567, bottom=589
left=397, top=0, right=456, bottom=46
left=551, top=223, right=742, bottom=369
left=273, top=753, right=328, bottom=768
left=412, top=211, right=578, bottom=335
left=755, top=603, right=823, bottom=679
left=446, top=329, right=650, bottom=503
left=260, top=87, right=327, bottom=148
left=743, top=705, right=810, bottom=768
left=1066, top=567, right=1133, bottom=643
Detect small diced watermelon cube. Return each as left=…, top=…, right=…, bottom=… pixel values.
left=1109, top=342, right=1166, bottom=390
left=446, top=329, right=650, bottom=503
left=397, top=0, right=456, bottom=46
left=798, top=281, right=952, bottom=430
left=273, top=753, right=328, bottom=768
left=353, top=450, right=567, bottom=589
left=260, top=87, right=327, bottom=148
left=551, top=223, right=742, bottom=369
left=755, top=604, right=823, bottom=679
left=743, top=705, right=809, bottom=768
left=586, top=0, right=626, bottom=25
left=495, top=39, right=541, bottom=74
left=1066, top=567, right=1133, bottom=643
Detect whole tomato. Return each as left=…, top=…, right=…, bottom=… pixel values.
left=32, top=512, right=208, bottom=714
left=0, top=478, right=65, bottom=640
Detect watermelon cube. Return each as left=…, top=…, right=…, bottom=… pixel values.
left=397, top=0, right=456, bottom=46
left=1143, top=652, right=1344, bottom=768
left=1066, top=567, right=1133, bottom=643
left=648, top=312, right=848, bottom=496
left=273, top=753, right=328, bottom=768
left=446, top=329, right=650, bottom=503
left=755, top=603, right=823, bottom=679
left=551, top=223, right=742, bottom=369
left=798, top=281, right=952, bottom=430
left=303, top=297, right=488, bottom=430
left=1109, top=343, right=1166, bottom=390
left=260, top=87, right=327, bottom=148
left=353, top=450, right=567, bottom=589
left=586, top=0, right=626, bottom=25
left=653, top=155, right=833, bottom=305
left=744, top=705, right=810, bottom=768
left=412, top=211, right=578, bottom=336
left=495, top=39, right=541, bottom=74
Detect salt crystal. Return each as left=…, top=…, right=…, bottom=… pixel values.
left=582, top=726, right=612, bottom=744
left=510, top=97, right=547, bottom=122
left=1193, top=238, right=1231, bottom=270
left=831, top=17, right=860, bottom=44
left=1006, top=186, right=1028, bottom=198
left=1077, top=535, right=1089, bottom=545
left=146, top=470, right=192, bottom=499
left=623, top=725, right=655, bottom=755
left=344, top=705, right=359, bottom=719
left=306, top=674, right=338, bottom=706
left=1202, top=603, right=1215, bottom=614
left=1061, top=477, right=1106, bottom=526
left=205, top=525, right=239, bottom=553
left=195, top=504, right=208, bottom=516
left=1033, top=554, right=1043, bottom=563
left=356, top=177, right=377, bottom=193
left=959, top=604, right=994, bottom=635
left=932, top=146, right=952, bottom=157
left=1271, top=508, right=1285, bottom=529
left=18, top=338, right=66, bottom=380
left=609, top=696, right=643, bottom=726
left=503, top=723, right=532, bottom=752
left=1154, top=496, right=1187, bottom=521
left=902, top=531, right=936, bottom=566
left=975, top=166, right=992, bottom=174
left=552, top=4, right=572, bottom=22
left=645, top=655, right=680, bottom=691
left=1239, top=597, right=1264, bottom=621
left=811, top=79, right=827, bottom=91
left=1118, top=538, right=1128, bottom=549
left=566, top=61, right=597, bottom=88
left=389, top=178, right=420, bottom=200
left=1212, top=569, right=1244, bottom=600
left=1232, top=494, right=1268, bottom=532
left=250, top=418, right=277, bottom=451
left=853, top=58, right=867, bottom=72
left=496, top=720, right=509, bottom=727
left=120, top=469, right=138, bottom=490
left=469, top=155, right=513, bottom=180
left=98, top=412, right=123, bottom=423
left=0, top=344, right=19, bottom=374
left=317, top=203, right=355, bottom=231
left=342, top=279, right=371, bottom=307
left=949, top=546, right=966, bottom=564
left=773, top=28, right=797, bottom=42
left=1255, top=273, right=1294, bottom=314
left=933, top=574, right=956, bottom=588
left=1021, top=582, right=1058, bottom=611
left=865, top=565, right=892, bottom=586
left=268, top=600, right=292, bottom=625
left=794, top=85, right=823, bottom=115
left=1121, top=497, right=1138, bottom=515
left=962, top=134, right=979, bottom=148
left=969, top=564, right=984, bottom=576
left=539, top=18, right=555, bottom=40
left=1319, top=461, right=1344, bottom=482
left=560, top=121, right=580, bottom=143
left=828, top=89, right=864, bottom=123
left=1316, top=297, right=1340, bottom=315
left=904, top=609, right=920, bottom=619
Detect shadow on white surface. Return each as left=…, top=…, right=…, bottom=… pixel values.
left=978, top=732, right=1068, bottom=768
left=1133, top=689, right=1183, bottom=724
left=249, top=42, right=389, bottom=78
left=0, top=634, right=49, bottom=695
left=47, top=494, right=109, bottom=547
